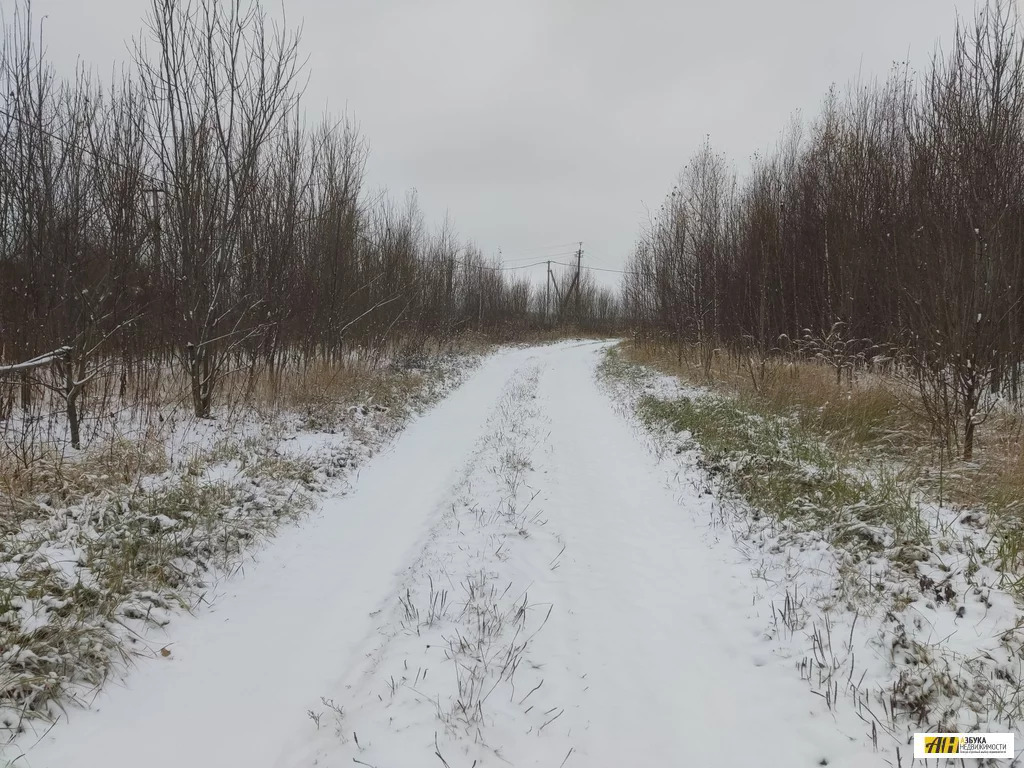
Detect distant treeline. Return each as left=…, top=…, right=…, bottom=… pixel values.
left=623, top=1, right=1024, bottom=458
left=0, top=0, right=620, bottom=423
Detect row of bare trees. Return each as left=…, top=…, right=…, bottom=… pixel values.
left=623, top=1, right=1024, bottom=459
left=0, top=0, right=620, bottom=441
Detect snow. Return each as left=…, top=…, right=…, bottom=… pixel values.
left=8, top=340, right=1013, bottom=767
left=0, top=347, right=71, bottom=374
left=601, top=352, right=1024, bottom=763
left=537, top=342, right=876, bottom=767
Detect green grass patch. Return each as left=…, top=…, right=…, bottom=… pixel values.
left=636, top=391, right=926, bottom=556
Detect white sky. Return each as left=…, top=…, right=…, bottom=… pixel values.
left=17, top=0, right=975, bottom=285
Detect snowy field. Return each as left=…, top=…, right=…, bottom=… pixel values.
left=5, top=341, right=1021, bottom=767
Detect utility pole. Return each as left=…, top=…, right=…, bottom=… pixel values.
left=559, top=242, right=582, bottom=323
left=546, top=260, right=551, bottom=327
left=575, top=242, right=582, bottom=319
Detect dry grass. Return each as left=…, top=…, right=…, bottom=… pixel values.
left=621, top=339, right=1024, bottom=577
left=247, top=360, right=422, bottom=431
left=0, top=362, right=370, bottom=539
left=606, top=343, right=1024, bottom=735
left=960, top=409, right=1024, bottom=511
left=0, top=346, right=477, bottom=740
left=0, top=348, right=470, bottom=528
left=623, top=340, right=914, bottom=448
left=0, top=432, right=170, bottom=531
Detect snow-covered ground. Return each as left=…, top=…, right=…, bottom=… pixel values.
left=0, top=353, right=471, bottom=746
left=7, top=341, right=1011, bottom=767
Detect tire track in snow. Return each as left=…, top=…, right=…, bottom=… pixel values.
left=534, top=341, right=884, bottom=768
left=17, top=347, right=552, bottom=768
left=289, top=356, right=576, bottom=767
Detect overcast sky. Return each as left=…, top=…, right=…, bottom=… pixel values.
left=22, top=0, right=974, bottom=285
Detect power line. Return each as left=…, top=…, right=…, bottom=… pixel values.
left=499, top=241, right=580, bottom=256
left=550, top=261, right=638, bottom=276
left=500, top=250, right=578, bottom=264
left=0, top=106, right=169, bottom=190
left=499, top=260, right=551, bottom=271
left=456, top=259, right=551, bottom=272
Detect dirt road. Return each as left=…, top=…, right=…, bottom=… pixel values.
left=21, top=342, right=878, bottom=768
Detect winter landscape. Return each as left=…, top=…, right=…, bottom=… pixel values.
left=4, top=0, right=1024, bottom=766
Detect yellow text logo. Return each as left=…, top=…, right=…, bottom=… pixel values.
left=923, top=736, right=961, bottom=754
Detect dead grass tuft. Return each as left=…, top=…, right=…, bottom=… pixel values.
left=623, top=340, right=913, bottom=448
left=621, top=340, right=1024, bottom=521
left=0, top=432, right=170, bottom=532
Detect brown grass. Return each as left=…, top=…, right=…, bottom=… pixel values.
left=0, top=432, right=170, bottom=531
left=960, top=409, right=1024, bottom=517
left=0, top=344, right=478, bottom=545
left=0, top=344, right=485, bottom=735
left=623, top=340, right=914, bottom=446
left=621, top=339, right=1024, bottom=522
left=247, top=359, right=423, bottom=426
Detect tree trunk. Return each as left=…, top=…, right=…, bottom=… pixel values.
left=20, top=371, right=31, bottom=411
left=962, top=369, right=977, bottom=461
left=187, top=343, right=208, bottom=418
left=67, top=389, right=82, bottom=450
left=64, top=349, right=82, bottom=450
left=963, top=412, right=975, bottom=462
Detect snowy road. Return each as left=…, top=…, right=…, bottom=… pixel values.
left=16, top=341, right=881, bottom=768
